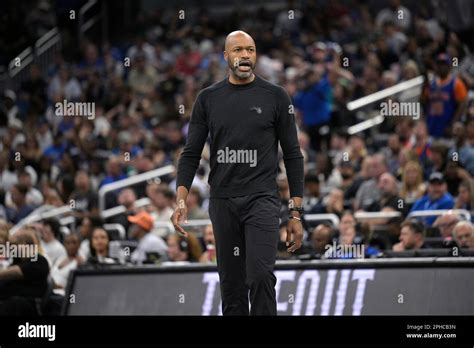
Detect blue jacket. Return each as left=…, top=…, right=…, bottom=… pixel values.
left=410, top=193, right=455, bottom=226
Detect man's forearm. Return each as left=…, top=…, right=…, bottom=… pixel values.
left=176, top=186, right=189, bottom=203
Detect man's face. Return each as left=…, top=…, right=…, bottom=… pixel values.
left=224, top=34, right=257, bottom=80
left=311, top=226, right=330, bottom=252
left=436, top=62, right=450, bottom=79
left=428, top=181, right=446, bottom=200
left=399, top=226, right=417, bottom=249
left=436, top=215, right=459, bottom=238
left=454, top=225, right=472, bottom=248
left=64, top=235, right=80, bottom=256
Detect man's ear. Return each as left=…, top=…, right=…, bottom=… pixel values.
left=223, top=51, right=228, bottom=62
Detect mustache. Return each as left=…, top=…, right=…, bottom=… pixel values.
left=232, top=59, right=254, bottom=68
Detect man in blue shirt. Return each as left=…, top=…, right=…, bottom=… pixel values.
left=294, top=64, right=332, bottom=151
left=409, top=172, right=455, bottom=226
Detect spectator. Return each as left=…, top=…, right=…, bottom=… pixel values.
left=302, top=172, right=321, bottom=212
left=422, top=53, right=468, bottom=138
left=0, top=220, right=9, bottom=269
left=0, top=227, right=49, bottom=315
left=40, top=218, right=66, bottom=266
left=310, top=223, right=334, bottom=258
left=448, top=121, right=474, bottom=176
left=375, top=0, right=412, bottom=31
left=7, top=183, right=36, bottom=224
left=452, top=221, right=474, bottom=248
left=166, top=233, right=202, bottom=263
left=310, top=188, right=344, bottom=216
left=108, top=188, right=137, bottom=231
left=186, top=187, right=208, bottom=219
left=392, top=219, right=426, bottom=251
left=410, top=172, right=455, bottom=226
left=128, top=53, right=158, bottom=97
left=294, top=64, right=332, bottom=152
left=48, top=64, right=82, bottom=102
left=199, top=224, right=216, bottom=263
left=433, top=213, right=460, bottom=239
left=367, top=172, right=401, bottom=212
left=100, top=156, right=127, bottom=188
left=77, top=216, right=103, bottom=259
left=400, top=161, right=426, bottom=204
left=50, top=233, right=85, bottom=291
left=70, top=170, right=99, bottom=218
left=455, top=179, right=474, bottom=222
left=128, top=211, right=168, bottom=264
left=354, top=154, right=388, bottom=211
left=148, top=185, right=174, bottom=237
left=4, top=170, right=43, bottom=208
left=87, top=227, right=116, bottom=264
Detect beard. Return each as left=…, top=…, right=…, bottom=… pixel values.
left=228, top=58, right=255, bottom=79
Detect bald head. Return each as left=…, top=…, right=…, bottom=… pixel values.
left=224, top=30, right=257, bottom=82
left=224, top=31, right=255, bottom=51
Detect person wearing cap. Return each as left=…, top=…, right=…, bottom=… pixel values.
left=421, top=52, right=468, bottom=138
left=409, top=172, right=455, bottom=226
left=128, top=211, right=168, bottom=264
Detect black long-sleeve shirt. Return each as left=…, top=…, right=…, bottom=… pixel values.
left=177, top=75, right=304, bottom=198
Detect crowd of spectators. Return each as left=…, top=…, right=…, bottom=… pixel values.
left=1, top=0, right=474, bottom=314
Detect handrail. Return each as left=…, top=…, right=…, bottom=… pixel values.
left=346, top=76, right=425, bottom=111
left=10, top=205, right=72, bottom=235
left=304, top=214, right=340, bottom=226
left=35, top=27, right=60, bottom=55
left=354, top=211, right=403, bottom=220
left=408, top=209, right=471, bottom=221
left=347, top=114, right=384, bottom=135
left=98, top=165, right=175, bottom=217
left=100, top=197, right=152, bottom=219
left=8, top=47, right=33, bottom=77
left=104, top=223, right=127, bottom=239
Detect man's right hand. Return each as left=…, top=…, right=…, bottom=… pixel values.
left=171, top=198, right=189, bottom=238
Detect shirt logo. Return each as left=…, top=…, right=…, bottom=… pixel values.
left=250, top=106, right=262, bottom=114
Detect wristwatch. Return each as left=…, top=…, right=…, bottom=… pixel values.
left=288, top=199, right=304, bottom=216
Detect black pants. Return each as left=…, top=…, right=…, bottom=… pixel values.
left=209, top=189, right=280, bottom=316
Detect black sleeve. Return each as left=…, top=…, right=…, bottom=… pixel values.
left=18, top=255, right=49, bottom=282
left=276, top=88, right=304, bottom=198
left=176, top=93, right=209, bottom=192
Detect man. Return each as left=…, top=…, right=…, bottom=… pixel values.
left=310, top=223, right=334, bottom=257
left=128, top=211, right=168, bottom=264
left=172, top=31, right=304, bottom=315
left=392, top=219, right=426, bottom=251
left=422, top=53, right=468, bottom=138
left=7, top=183, right=36, bottom=224
left=69, top=170, right=99, bottom=218
left=410, top=172, right=455, bottom=226
left=452, top=221, right=474, bottom=248
left=433, top=213, right=460, bottom=239
left=354, top=154, right=388, bottom=211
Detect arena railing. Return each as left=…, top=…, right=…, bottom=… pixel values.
left=354, top=211, right=403, bottom=220
left=78, top=0, right=108, bottom=45
left=98, top=165, right=175, bottom=218
left=3, top=27, right=61, bottom=92
left=345, top=75, right=425, bottom=135
left=10, top=204, right=72, bottom=235
left=408, top=209, right=471, bottom=221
